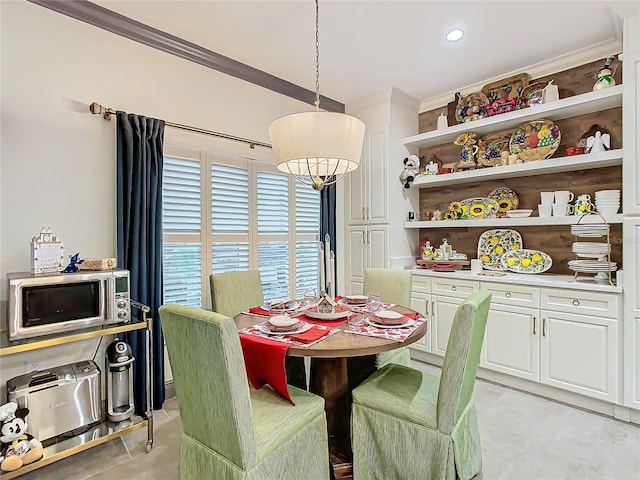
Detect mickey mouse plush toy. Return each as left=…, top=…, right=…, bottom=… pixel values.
left=399, top=155, right=419, bottom=189
left=0, top=402, right=43, bottom=472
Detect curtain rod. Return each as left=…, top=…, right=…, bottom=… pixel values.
left=89, top=102, right=272, bottom=150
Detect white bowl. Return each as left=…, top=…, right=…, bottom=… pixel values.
left=506, top=209, right=533, bottom=218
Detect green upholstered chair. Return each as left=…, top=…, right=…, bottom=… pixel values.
left=351, top=290, right=492, bottom=480
left=210, top=270, right=307, bottom=390
left=210, top=270, right=264, bottom=317
left=363, top=268, right=413, bottom=368
left=159, top=304, right=330, bottom=480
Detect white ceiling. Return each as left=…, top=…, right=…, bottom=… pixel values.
left=95, top=1, right=639, bottom=107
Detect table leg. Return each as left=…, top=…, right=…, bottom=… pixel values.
left=310, top=357, right=349, bottom=439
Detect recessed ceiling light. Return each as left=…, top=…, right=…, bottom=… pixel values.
left=446, top=29, right=464, bottom=42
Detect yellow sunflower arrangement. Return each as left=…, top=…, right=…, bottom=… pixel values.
left=444, top=201, right=469, bottom=220
left=469, top=203, right=485, bottom=217
left=453, top=132, right=477, bottom=147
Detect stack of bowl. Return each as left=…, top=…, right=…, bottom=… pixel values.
left=595, top=190, right=620, bottom=216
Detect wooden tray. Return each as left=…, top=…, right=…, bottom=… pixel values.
left=416, top=259, right=471, bottom=270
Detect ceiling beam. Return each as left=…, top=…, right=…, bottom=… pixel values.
left=28, top=0, right=345, bottom=113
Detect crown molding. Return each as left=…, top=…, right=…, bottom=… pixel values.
left=418, top=38, right=623, bottom=113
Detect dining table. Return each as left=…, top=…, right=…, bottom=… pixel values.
left=234, top=303, right=427, bottom=473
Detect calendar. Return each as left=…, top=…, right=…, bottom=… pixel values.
left=31, top=227, right=64, bottom=274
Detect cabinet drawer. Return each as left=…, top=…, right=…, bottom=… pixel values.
left=540, top=288, right=620, bottom=319
left=412, top=274, right=431, bottom=294
left=480, top=282, right=540, bottom=308
left=431, top=278, right=479, bottom=299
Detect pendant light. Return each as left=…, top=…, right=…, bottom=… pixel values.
left=268, top=0, right=365, bottom=191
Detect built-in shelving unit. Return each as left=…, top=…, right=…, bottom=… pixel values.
left=404, top=213, right=623, bottom=229
left=410, top=149, right=623, bottom=189
left=403, top=85, right=623, bottom=149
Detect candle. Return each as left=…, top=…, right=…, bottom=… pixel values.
left=324, top=234, right=331, bottom=293
left=329, top=251, right=335, bottom=298
left=319, top=241, right=325, bottom=294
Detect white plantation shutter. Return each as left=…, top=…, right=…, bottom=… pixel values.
left=211, top=163, right=251, bottom=277
left=258, top=242, right=290, bottom=300
left=294, top=183, right=320, bottom=296
left=257, top=172, right=289, bottom=235
left=162, top=156, right=202, bottom=307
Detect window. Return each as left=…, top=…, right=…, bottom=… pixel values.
left=161, top=145, right=320, bottom=308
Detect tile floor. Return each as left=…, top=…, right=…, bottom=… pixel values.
left=17, top=361, right=640, bottom=480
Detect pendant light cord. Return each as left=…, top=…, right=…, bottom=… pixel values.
left=315, top=0, right=320, bottom=112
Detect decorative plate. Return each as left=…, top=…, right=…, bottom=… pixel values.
left=509, top=119, right=561, bottom=161
left=365, top=318, right=415, bottom=329
left=455, top=92, right=489, bottom=124
left=488, top=187, right=519, bottom=216
left=477, top=229, right=524, bottom=271
left=520, top=82, right=547, bottom=108
left=481, top=73, right=529, bottom=102
left=373, top=310, right=406, bottom=325
left=262, top=299, right=301, bottom=313
left=257, top=321, right=312, bottom=336
left=459, top=197, right=500, bottom=219
left=477, top=134, right=510, bottom=167
left=304, top=304, right=351, bottom=320
left=432, top=248, right=445, bottom=260
left=500, top=249, right=552, bottom=274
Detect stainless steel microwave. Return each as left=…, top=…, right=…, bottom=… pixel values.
left=7, top=269, right=131, bottom=340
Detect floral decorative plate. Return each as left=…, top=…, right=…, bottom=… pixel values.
left=489, top=187, right=519, bottom=216
left=458, top=197, right=500, bottom=219
left=477, top=229, right=524, bottom=271
left=509, top=119, right=561, bottom=161
left=455, top=92, right=489, bottom=124
left=500, top=249, right=552, bottom=274
left=477, top=134, right=510, bottom=167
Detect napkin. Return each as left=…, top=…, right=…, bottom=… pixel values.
left=239, top=334, right=293, bottom=404
left=404, top=312, right=420, bottom=320
left=248, top=307, right=270, bottom=316
left=289, top=326, right=330, bottom=344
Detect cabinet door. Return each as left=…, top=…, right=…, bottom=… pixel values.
left=431, top=296, right=463, bottom=356
left=368, top=225, right=388, bottom=269
left=346, top=226, right=367, bottom=294
left=410, top=293, right=431, bottom=352
left=367, top=131, right=388, bottom=223
left=481, top=304, right=539, bottom=382
left=622, top=52, right=640, bottom=214
left=346, top=139, right=367, bottom=224
left=623, top=217, right=640, bottom=409
left=540, top=310, right=618, bottom=403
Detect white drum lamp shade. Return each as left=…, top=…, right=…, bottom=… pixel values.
left=269, top=111, right=365, bottom=189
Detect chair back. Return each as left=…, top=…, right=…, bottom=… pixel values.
left=363, top=268, right=412, bottom=307
left=436, top=290, right=492, bottom=434
left=159, top=304, right=258, bottom=469
left=210, top=270, right=264, bottom=317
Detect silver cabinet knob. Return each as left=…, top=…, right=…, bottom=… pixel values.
left=451, top=285, right=457, bottom=291
left=573, top=299, right=580, bottom=306
left=506, top=292, right=512, bottom=298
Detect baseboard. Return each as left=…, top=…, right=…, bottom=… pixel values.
left=164, top=380, right=176, bottom=400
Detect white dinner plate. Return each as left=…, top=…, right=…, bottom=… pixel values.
left=262, top=299, right=301, bottom=312
left=365, top=318, right=415, bottom=329
left=338, top=298, right=367, bottom=307
left=257, top=322, right=312, bottom=336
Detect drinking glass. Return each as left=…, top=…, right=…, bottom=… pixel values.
left=367, top=292, right=381, bottom=313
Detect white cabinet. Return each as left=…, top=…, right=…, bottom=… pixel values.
left=481, top=303, right=540, bottom=382
left=346, top=130, right=388, bottom=224
left=345, top=224, right=388, bottom=294
left=410, top=292, right=431, bottom=352
left=622, top=52, right=640, bottom=214
left=540, top=310, right=618, bottom=403
left=623, top=218, right=640, bottom=409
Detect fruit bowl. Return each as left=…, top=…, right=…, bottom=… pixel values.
left=506, top=209, right=533, bottom=218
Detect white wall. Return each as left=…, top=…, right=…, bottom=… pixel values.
left=0, top=1, right=308, bottom=394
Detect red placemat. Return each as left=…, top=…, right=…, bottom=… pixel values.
left=248, top=307, right=270, bottom=316
left=239, top=334, right=293, bottom=404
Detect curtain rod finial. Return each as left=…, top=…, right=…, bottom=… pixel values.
left=89, top=101, right=112, bottom=120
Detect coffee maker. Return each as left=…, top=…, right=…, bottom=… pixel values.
left=106, top=339, right=135, bottom=422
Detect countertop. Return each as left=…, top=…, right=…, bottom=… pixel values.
left=410, top=268, right=623, bottom=293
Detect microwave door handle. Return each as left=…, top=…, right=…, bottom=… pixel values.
left=105, top=276, right=113, bottom=320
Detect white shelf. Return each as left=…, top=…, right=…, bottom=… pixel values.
left=404, top=214, right=623, bottom=229
left=410, top=149, right=623, bottom=189
left=403, top=85, right=623, bottom=149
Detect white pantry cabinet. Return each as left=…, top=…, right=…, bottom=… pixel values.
left=410, top=275, right=431, bottom=352
left=623, top=218, right=640, bottom=409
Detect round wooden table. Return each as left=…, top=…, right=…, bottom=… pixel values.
left=234, top=304, right=427, bottom=470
